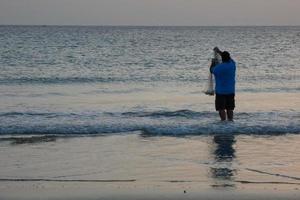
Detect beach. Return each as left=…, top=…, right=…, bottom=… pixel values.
left=1, top=133, right=300, bottom=200
left=0, top=26, right=299, bottom=199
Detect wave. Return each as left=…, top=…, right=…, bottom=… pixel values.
left=121, top=109, right=211, bottom=118
left=0, top=110, right=284, bottom=119
left=0, top=76, right=209, bottom=85
left=0, top=123, right=298, bottom=136
left=0, top=110, right=299, bottom=136
left=0, top=77, right=121, bottom=85
left=0, top=111, right=79, bottom=118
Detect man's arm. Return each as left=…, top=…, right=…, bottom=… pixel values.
left=210, top=58, right=218, bottom=73
left=210, top=47, right=222, bottom=73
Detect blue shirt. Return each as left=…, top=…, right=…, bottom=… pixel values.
left=212, top=59, right=236, bottom=94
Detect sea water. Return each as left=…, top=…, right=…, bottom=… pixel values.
left=0, top=26, right=299, bottom=135
left=0, top=26, right=300, bottom=193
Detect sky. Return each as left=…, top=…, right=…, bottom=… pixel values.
left=0, top=0, right=299, bottom=26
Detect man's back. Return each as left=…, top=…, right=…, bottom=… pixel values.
left=212, top=59, right=236, bottom=95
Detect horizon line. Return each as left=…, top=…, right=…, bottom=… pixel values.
left=0, top=24, right=300, bottom=27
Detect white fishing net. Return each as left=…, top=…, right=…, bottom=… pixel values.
left=204, top=50, right=221, bottom=96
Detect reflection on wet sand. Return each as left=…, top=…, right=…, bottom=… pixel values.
left=210, top=135, right=236, bottom=188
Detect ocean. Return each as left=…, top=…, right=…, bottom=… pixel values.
left=0, top=26, right=299, bottom=136
left=0, top=26, right=300, bottom=198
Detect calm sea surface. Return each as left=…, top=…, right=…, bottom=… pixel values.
left=0, top=26, right=299, bottom=135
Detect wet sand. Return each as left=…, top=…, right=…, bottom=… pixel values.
left=1, top=134, right=300, bottom=199
left=1, top=180, right=300, bottom=200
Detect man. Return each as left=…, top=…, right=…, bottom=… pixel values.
left=211, top=47, right=236, bottom=121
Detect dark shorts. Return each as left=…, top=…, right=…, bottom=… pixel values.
left=215, top=93, right=235, bottom=111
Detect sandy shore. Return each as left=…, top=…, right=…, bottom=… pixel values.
left=1, top=180, right=300, bottom=200
left=1, top=134, right=300, bottom=199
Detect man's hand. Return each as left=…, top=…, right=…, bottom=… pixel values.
left=213, top=47, right=222, bottom=54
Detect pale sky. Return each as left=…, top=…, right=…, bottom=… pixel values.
left=0, top=0, right=299, bottom=26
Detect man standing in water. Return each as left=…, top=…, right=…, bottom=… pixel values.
left=211, top=47, right=236, bottom=121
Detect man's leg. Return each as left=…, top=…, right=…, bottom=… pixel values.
left=225, top=94, right=235, bottom=121
left=219, top=110, right=226, bottom=121
left=216, top=94, right=226, bottom=121
left=227, top=110, right=233, bottom=121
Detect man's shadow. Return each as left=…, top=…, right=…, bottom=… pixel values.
left=210, top=134, right=236, bottom=188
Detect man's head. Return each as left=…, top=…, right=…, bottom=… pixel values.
left=221, top=51, right=231, bottom=62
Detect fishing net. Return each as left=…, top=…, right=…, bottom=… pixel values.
left=204, top=50, right=221, bottom=96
